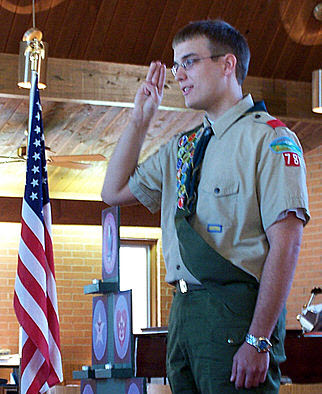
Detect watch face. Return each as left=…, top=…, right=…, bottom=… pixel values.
left=258, top=339, right=269, bottom=351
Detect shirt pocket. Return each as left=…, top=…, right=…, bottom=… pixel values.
left=199, top=179, right=240, bottom=225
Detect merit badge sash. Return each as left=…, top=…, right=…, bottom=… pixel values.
left=174, top=104, right=267, bottom=299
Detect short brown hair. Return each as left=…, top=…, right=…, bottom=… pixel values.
left=172, top=20, right=250, bottom=85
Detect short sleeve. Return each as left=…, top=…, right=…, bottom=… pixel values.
left=129, top=151, right=163, bottom=214
left=257, top=126, right=310, bottom=231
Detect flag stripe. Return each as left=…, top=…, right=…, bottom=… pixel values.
left=16, top=255, right=47, bottom=315
left=17, top=238, right=46, bottom=294
left=20, top=217, right=46, bottom=273
left=13, top=290, right=49, bottom=360
left=22, top=199, right=45, bottom=246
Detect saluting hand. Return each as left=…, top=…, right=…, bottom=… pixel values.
left=132, top=61, right=166, bottom=129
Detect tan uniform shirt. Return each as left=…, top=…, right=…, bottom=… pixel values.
left=129, top=94, right=310, bottom=283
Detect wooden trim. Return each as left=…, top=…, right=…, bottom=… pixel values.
left=150, top=241, right=159, bottom=327
left=0, top=53, right=320, bottom=123
left=0, top=196, right=160, bottom=227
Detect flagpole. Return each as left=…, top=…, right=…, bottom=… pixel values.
left=26, top=71, right=37, bottom=157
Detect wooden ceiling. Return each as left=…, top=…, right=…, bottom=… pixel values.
left=0, top=0, right=321, bottom=201
left=1, top=0, right=321, bottom=81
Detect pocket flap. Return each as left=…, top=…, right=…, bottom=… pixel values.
left=213, top=182, right=239, bottom=197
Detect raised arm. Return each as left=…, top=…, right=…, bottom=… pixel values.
left=101, top=61, right=166, bottom=206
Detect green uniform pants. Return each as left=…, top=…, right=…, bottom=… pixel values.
left=166, top=287, right=286, bottom=394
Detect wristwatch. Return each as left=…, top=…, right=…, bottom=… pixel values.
left=245, top=333, right=272, bottom=353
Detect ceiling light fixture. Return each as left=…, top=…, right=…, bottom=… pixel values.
left=17, top=0, right=48, bottom=89
left=312, top=70, right=322, bottom=114
left=313, top=3, right=322, bottom=21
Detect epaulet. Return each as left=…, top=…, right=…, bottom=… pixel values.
left=266, top=119, right=287, bottom=129
left=251, top=112, right=287, bottom=129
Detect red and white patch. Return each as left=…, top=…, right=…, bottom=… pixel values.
left=283, top=152, right=300, bottom=167
left=267, top=119, right=287, bottom=128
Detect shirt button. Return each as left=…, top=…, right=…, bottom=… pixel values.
left=176, top=265, right=181, bottom=270
left=214, top=187, right=220, bottom=194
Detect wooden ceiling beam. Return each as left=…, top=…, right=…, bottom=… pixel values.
left=0, top=196, right=160, bottom=227
left=0, top=53, right=320, bottom=123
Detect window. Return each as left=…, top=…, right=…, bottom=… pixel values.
left=119, top=239, right=158, bottom=333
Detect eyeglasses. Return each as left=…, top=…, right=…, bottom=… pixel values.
left=171, top=54, right=226, bottom=76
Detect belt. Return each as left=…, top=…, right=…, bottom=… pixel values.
left=175, top=279, right=206, bottom=294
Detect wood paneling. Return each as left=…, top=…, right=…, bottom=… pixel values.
left=0, top=0, right=320, bottom=81
left=0, top=0, right=320, bottom=201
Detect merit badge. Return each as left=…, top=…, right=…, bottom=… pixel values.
left=176, top=127, right=204, bottom=209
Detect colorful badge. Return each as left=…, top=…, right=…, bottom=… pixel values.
left=269, top=136, right=302, bottom=156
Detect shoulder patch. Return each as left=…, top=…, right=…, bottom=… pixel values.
left=266, top=119, right=287, bottom=128
left=269, top=136, right=302, bottom=156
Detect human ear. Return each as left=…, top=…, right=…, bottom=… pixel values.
left=223, top=53, right=237, bottom=77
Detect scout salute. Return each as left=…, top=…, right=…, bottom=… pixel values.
left=101, top=20, right=309, bottom=393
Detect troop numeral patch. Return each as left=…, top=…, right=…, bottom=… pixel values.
left=283, top=152, right=300, bottom=167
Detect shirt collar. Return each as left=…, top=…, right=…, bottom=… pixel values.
left=203, top=94, right=255, bottom=138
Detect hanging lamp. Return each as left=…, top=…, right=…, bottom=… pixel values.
left=17, top=0, right=48, bottom=89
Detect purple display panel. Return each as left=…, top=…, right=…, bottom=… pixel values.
left=102, top=206, right=119, bottom=282
left=92, top=296, right=108, bottom=365
left=114, top=291, right=132, bottom=364
left=81, top=379, right=96, bottom=394
left=126, top=378, right=146, bottom=394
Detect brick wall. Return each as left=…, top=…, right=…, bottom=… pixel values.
left=0, top=225, right=163, bottom=384
left=286, top=145, right=322, bottom=328
left=0, top=145, right=320, bottom=382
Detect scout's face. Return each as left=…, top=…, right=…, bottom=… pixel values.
left=173, top=36, right=227, bottom=115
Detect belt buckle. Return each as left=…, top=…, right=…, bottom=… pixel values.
left=179, top=279, right=188, bottom=293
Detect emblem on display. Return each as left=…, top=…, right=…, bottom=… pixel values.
left=74, top=206, right=147, bottom=393
left=102, top=206, right=119, bottom=280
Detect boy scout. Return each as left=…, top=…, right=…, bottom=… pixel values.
left=101, top=20, right=309, bottom=393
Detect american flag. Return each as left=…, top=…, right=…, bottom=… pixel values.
left=14, top=71, right=63, bottom=393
